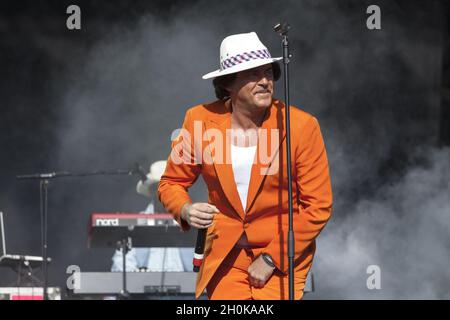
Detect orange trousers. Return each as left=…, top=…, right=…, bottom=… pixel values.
left=206, top=246, right=305, bottom=300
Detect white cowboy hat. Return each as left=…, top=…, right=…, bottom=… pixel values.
left=202, top=32, right=282, bottom=80
left=136, top=160, right=167, bottom=197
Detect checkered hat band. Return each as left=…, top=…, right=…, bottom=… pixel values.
left=220, top=49, right=271, bottom=70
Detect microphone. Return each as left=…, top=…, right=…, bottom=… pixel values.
left=135, top=162, right=153, bottom=198
left=193, top=228, right=206, bottom=272
left=133, top=162, right=148, bottom=182
left=273, top=22, right=290, bottom=36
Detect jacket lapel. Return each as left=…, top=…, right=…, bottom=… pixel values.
left=245, top=101, right=286, bottom=214
left=204, top=100, right=245, bottom=220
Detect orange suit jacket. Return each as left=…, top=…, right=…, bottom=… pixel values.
left=158, top=98, right=333, bottom=298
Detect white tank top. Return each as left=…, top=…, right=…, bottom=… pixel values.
left=231, top=144, right=257, bottom=211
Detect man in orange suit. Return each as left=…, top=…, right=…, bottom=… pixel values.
left=158, top=32, right=333, bottom=300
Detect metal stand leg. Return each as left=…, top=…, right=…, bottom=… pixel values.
left=118, top=237, right=131, bottom=299
left=40, top=180, right=49, bottom=300
left=8, top=260, right=43, bottom=288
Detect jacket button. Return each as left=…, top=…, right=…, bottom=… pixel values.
left=244, top=222, right=249, bottom=229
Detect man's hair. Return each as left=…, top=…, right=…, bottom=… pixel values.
left=212, top=62, right=281, bottom=100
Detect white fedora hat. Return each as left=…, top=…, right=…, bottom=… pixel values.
left=202, top=32, right=282, bottom=80
left=136, top=160, right=167, bottom=197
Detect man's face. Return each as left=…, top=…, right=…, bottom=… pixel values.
left=227, top=64, right=274, bottom=110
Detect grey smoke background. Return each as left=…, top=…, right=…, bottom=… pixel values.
left=0, top=0, right=449, bottom=298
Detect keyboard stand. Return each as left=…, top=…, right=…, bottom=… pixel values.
left=116, top=237, right=132, bottom=299
left=0, top=256, right=44, bottom=287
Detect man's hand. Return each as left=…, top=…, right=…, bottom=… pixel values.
left=247, top=254, right=275, bottom=288
left=181, top=202, right=219, bottom=229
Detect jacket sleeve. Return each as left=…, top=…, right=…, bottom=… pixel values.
left=264, top=116, right=333, bottom=273
left=158, top=109, right=202, bottom=231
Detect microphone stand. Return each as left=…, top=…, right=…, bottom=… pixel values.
left=16, top=166, right=143, bottom=300
left=274, top=22, right=295, bottom=300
